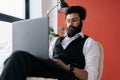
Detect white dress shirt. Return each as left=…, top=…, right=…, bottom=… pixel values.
left=49, top=32, right=100, bottom=80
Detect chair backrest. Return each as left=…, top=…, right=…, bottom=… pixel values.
left=97, top=42, right=104, bottom=80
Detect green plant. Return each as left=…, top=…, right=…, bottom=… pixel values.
left=59, top=26, right=65, bottom=35
left=49, top=27, right=59, bottom=41
left=49, top=26, right=65, bottom=42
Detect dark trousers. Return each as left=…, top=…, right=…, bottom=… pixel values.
left=0, top=51, right=76, bottom=80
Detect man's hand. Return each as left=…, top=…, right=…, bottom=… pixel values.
left=52, top=59, right=88, bottom=80
left=73, top=68, right=88, bottom=80
left=52, top=59, right=70, bottom=71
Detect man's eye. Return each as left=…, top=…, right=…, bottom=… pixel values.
left=72, top=19, right=77, bottom=22
left=67, top=20, right=70, bottom=23
left=66, top=18, right=79, bottom=23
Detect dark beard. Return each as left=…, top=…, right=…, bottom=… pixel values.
left=67, top=21, right=83, bottom=38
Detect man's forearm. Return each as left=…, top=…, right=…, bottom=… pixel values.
left=53, top=59, right=88, bottom=80
left=73, top=68, right=88, bottom=80
left=66, top=66, right=88, bottom=80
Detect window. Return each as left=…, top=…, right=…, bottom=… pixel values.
left=0, top=0, right=25, bottom=19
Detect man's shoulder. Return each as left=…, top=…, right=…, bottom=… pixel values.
left=83, top=34, right=96, bottom=42
left=85, top=36, right=98, bottom=47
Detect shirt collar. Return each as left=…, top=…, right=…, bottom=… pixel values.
left=78, top=32, right=84, bottom=38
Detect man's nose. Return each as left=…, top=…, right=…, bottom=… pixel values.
left=69, top=21, right=73, bottom=26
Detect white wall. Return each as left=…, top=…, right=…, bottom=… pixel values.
left=47, top=0, right=58, bottom=33
left=29, top=0, right=43, bottom=18
left=29, top=0, right=58, bottom=33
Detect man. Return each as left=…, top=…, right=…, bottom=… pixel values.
left=0, top=6, right=100, bottom=80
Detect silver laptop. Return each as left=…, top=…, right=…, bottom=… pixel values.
left=12, top=16, right=49, bottom=60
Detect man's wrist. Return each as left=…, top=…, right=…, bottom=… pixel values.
left=69, top=66, right=75, bottom=73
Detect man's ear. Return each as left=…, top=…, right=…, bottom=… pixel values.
left=81, top=20, right=84, bottom=23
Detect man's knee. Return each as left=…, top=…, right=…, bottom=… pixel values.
left=4, top=51, right=30, bottom=64
left=11, top=50, right=30, bottom=57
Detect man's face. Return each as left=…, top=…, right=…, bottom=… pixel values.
left=66, top=13, right=83, bottom=37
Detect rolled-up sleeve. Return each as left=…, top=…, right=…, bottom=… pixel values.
left=83, top=38, right=100, bottom=80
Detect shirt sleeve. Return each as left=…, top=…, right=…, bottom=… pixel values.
left=83, top=38, right=100, bottom=80
left=49, top=37, right=58, bottom=59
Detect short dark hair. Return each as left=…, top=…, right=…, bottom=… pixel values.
left=65, top=6, right=86, bottom=20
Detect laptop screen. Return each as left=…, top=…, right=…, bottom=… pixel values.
left=12, top=16, right=49, bottom=59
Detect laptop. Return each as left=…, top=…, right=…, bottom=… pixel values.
left=12, top=16, right=49, bottom=60
left=12, top=17, right=69, bottom=72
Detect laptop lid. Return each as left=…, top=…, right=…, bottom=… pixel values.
left=12, top=16, right=49, bottom=59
